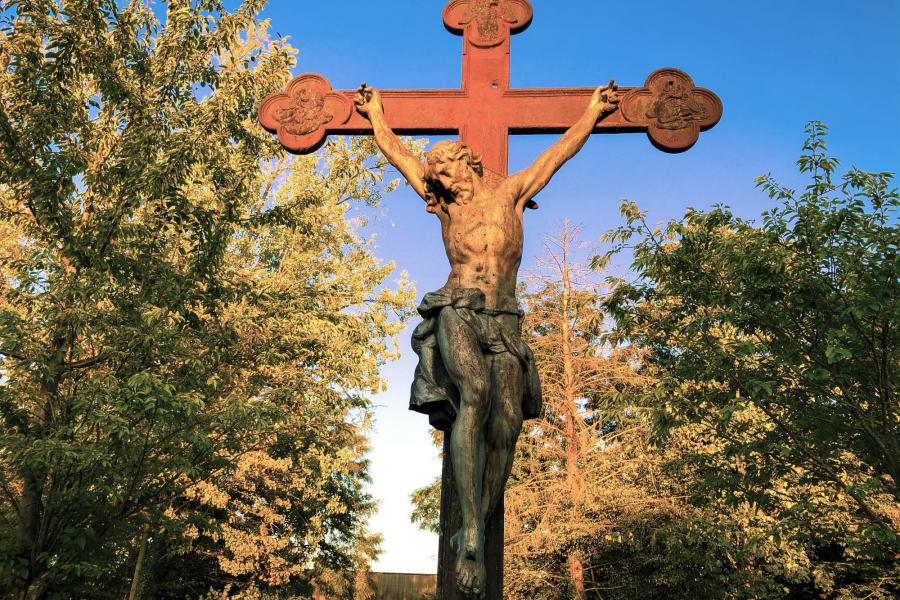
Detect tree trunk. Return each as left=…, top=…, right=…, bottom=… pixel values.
left=15, top=472, right=47, bottom=600
left=567, top=553, right=586, bottom=600
left=15, top=572, right=49, bottom=600
left=559, top=225, right=586, bottom=600
left=14, top=309, right=71, bottom=600
left=128, top=522, right=151, bottom=600
left=559, top=226, right=584, bottom=506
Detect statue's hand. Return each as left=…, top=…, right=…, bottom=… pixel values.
left=354, top=83, right=384, bottom=118
left=591, top=80, right=620, bottom=114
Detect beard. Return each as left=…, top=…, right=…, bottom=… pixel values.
left=450, top=183, right=474, bottom=204
left=431, top=186, right=473, bottom=209
left=429, top=179, right=474, bottom=207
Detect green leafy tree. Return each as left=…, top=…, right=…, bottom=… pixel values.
left=132, top=140, right=411, bottom=600
left=0, top=1, right=413, bottom=598
left=600, top=122, right=899, bottom=597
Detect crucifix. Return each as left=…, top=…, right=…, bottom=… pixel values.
left=259, top=1, right=722, bottom=598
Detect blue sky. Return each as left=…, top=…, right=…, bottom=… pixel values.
left=257, top=0, right=900, bottom=574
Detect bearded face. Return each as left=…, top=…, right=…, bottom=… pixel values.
left=424, top=142, right=483, bottom=206
left=426, top=157, right=476, bottom=204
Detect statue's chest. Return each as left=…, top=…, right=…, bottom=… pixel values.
left=442, top=198, right=520, bottom=256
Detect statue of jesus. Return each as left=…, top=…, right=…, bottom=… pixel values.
left=354, top=82, right=621, bottom=599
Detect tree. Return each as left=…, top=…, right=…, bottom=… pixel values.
left=601, top=122, right=899, bottom=596
left=133, top=139, right=410, bottom=600
left=504, top=223, right=662, bottom=600
left=0, top=1, right=413, bottom=597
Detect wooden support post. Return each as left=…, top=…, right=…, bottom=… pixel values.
left=438, top=437, right=504, bottom=599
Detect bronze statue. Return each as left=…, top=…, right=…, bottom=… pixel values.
left=354, top=82, right=621, bottom=599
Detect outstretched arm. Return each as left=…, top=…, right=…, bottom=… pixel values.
left=354, top=84, right=427, bottom=199
left=508, top=82, right=620, bottom=208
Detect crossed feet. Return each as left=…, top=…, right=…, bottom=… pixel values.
left=450, top=526, right=486, bottom=599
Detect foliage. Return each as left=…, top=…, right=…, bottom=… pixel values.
left=410, top=430, right=442, bottom=536
left=0, top=1, right=413, bottom=598
left=498, top=225, right=806, bottom=600
left=410, top=475, right=441, bottom=536
left=599, top=122, right=899, bottom=597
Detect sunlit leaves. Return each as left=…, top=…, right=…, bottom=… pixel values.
left=600, top=122, right=899, bottom=595
left=0, top=1, right=412, bottom=597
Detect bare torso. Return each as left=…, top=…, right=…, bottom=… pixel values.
left=431, top=174, right=523, bottom=314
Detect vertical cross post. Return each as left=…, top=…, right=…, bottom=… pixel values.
left=439, top=438, right=505, bottom=600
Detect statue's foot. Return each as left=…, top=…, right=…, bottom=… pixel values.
left=455, top=554, right=486, bottom=599
left=453, top=524, right=484, bottom=598
left=449, top=526, right=481, bottom=559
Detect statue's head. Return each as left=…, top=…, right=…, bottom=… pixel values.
left=423, top=141, right=483, bottom=206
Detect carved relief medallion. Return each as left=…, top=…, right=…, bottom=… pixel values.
left=646, top=79, right=710, bottom=130
left=466, top=0, right=502, bottom=41
left=258, top=74, right=352, bottom=154
left=620, top=69, right=723, bottom=152
left=443, top=0, right=533, bottom=48
left=275, top=87, right=334, bottom=136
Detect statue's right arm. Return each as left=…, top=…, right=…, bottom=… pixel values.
left=354, top=85, right=428, bottom=200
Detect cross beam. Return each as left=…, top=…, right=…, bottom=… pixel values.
left=259, top=0, right=723, bottom=177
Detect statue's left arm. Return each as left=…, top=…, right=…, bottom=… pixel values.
left=507, top=82, right=620, bottom=208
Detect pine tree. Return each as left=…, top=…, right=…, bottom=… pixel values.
left=504, top=223, right=664, bottom=599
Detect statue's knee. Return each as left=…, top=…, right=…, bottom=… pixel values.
left=461, top=377, right=488, bottom=403
left=489, top=417, right=521, bottom=450
left=489, top=401, right=523, bottom=449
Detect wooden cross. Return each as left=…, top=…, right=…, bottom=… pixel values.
left=259, top=0, right=722, bottom=175
left=259, top=1, right=722, bottom=598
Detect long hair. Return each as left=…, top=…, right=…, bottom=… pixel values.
left=423, top=141, right=483, bottom=210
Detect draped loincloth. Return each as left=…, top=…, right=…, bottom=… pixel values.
left=409, top=287, right=542, bottom=431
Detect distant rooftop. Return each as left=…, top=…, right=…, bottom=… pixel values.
left=313, top=572, right=436, bottom=600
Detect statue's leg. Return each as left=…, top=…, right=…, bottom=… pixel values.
left=482, top=352, right=524, bottom=522
left=436, top=306, right=489, bottom=597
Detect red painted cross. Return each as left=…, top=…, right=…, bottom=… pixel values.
left=259, top=0, right=722, bottom=177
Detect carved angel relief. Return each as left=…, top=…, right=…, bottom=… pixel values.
left=646, top=79, right=710, bottom=130
left=257, top=73, right=352, bottom=154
